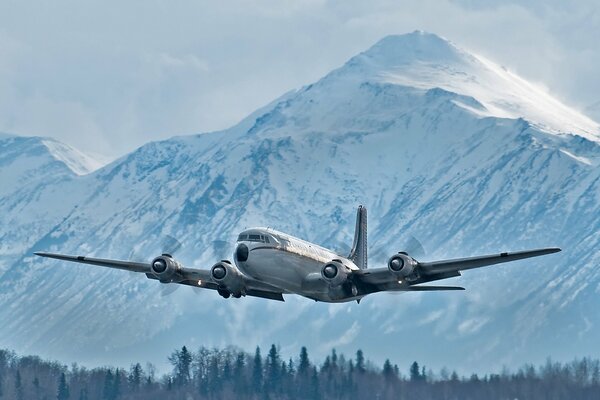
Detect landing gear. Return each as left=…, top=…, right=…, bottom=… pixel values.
left=217, top=288, right=231, bottom=299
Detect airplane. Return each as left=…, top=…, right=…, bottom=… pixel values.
left=34, top=205, right=561, bottom=303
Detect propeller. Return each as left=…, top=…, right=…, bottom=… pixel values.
left=212, top=239, right=234, bottom=261
left=404, top=235, right=426, bottom=259
left=371, top=234, right=427, bottom=267
left=161, top=234, right=182, bottom=256
left=127, top=235, right=185, bottom=297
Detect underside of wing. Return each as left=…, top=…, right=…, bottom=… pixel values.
left=35, top=251, right=285, bottom=301
left=34, top=252, right=151, bottom=272
left=352, top=247, right=560, bottom=295
left=147, top=272, right=286, bottom=301
left=419, top=247, right=561, bottom=274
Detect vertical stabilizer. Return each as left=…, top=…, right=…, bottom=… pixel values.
left=348, top=205, right=368, bottom=269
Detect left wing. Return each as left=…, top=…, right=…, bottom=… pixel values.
left=34, top=252, right=284, bottom=301
left=354, top=247, right=561, bottom=291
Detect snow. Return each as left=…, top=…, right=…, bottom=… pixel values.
left=0, top=31, right=598, bottom=373
left=346, top=31, right=600, bottom=141
left=42, top=138, right=105, bottom=175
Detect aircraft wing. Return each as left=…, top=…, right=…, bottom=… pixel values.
left=34, top=252, right=285, bottom=301
left=418, top=248, right=561, bottom=274
left=354, top=247, right=561, bottom=289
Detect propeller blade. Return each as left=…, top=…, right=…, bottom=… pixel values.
left=160, top=282, right=180, bottom=297
left=161, top=235, right=182, bottom=256
left=371, top=235, right=427, bottom=266
left=212, top=240, right=233, bottom=260
left=404, top=235, right=426, bottom=259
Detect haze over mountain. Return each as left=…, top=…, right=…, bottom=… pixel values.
left=1, top=31, right=598, bottom=372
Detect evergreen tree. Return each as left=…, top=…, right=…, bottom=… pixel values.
left=102, top=370, right=114, bottom=400
left=222, top=357, right=232, bottom=382
left=410, top=361, right=421, bottom=382
left=15, top=370, right=23, bottom=400
left=383, top=359, right=395, bottom=381
left=252, top=346, right=263, bottom=394
left=33, top=376, right=40, bottom=400
left=78, top=388, right=88, bottom=400
left=331, top=349, right=338, bottom=371
left=266, top=344, right=281, bottom=391
left=309, top=366, right=320, bottom=400
left=168, top=346, right=193, bottom=387
left=128, top=363, right=143, bottom=390
left=356, top=350, right=365, bottom=373
left=0, top=370, right=3, bottom=398
left=233, top=352, right=246, bottom=395
left=207, top=356, right=221, bottom=395
left=113, top=368, right=121, bottom=399
left=298, top=347, right=310, bottom=375
left=57, top=372, right=70, bottom=400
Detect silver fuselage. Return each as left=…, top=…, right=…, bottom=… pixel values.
left=233, top=228, right=361, bottom=302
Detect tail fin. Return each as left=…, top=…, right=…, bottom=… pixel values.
left=348, top=205, right=368, bottom=269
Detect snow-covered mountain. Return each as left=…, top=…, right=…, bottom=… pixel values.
left=1, top=32, right=598, bottom=372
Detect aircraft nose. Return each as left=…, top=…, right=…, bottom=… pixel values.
left=236, top=243, right=249, bottom=262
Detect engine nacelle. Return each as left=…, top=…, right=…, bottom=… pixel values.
left=211, top=261, right=245, bottom=298
left=321, top=260, right=351, bottom=287
left=387, top=253, right=418, bottom=280
left=150, top=255, right=181, bottom=282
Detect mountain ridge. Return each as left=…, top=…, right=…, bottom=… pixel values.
left=0, top=32, right=598, bottom=372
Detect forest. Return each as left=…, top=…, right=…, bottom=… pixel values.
left=0, top=345, right=598, bottom=399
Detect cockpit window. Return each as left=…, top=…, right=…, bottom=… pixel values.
left=238, top=234, right=270, bottom=243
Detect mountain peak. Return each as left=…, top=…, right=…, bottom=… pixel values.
left=363, top=31, right=464, bottom=65
left=328, top=32, right=599, bottom=140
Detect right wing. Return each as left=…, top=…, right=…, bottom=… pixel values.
left=354, top=247, right=561, bottom=290
left=418, top=248, right=562, bottom=274
left=34, top=252, right=284, bottom=301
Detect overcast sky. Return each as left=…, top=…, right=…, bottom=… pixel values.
left=1, top=0, right=599, bottom=160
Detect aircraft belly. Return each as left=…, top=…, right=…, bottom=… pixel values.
left=239, top=248, right=327, bottom=295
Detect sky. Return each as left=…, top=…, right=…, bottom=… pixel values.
left=0, top=0, right=599, bottom=161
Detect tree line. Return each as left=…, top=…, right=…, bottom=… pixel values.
left=0, top=345, right=598, bottom=399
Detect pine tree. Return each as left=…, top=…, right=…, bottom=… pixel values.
left=78, top=388, right=88, bottom=400
left=15, top=370, right=23, bottom=400
left=266, top=344, right=281, bottom=392
left=168, top=346, right=192, bottom=387
left=410, top=361, right=421, bottom=382
left=355, top=350, right=365, bottom=373
left=207, top=356, right=220, bottom=395
left=113, top=368, right=121, bottom=399
left=309, top=366, right=320, bottom=400
left=102, top=370, right=114, bottom=400
left=252, top=346, right=263, bottom=395
left=128, top=363, right=143, bottom=390
left=383, top=359, right=395, bottom=381
left=33, top=376, right=40, bottom=400
left=0, top=370, right=3, bottom=398
left=298, top=347, right=310, bottom=375
left=57, top=372, right=70, bottom=400
left=233, top=352, right=246, bottom=396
